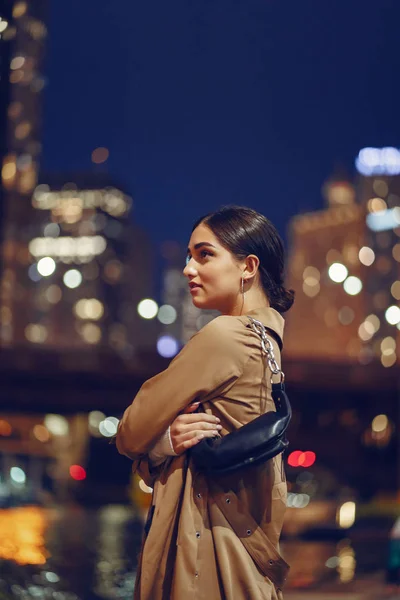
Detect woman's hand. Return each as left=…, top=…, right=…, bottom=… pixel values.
left=170, top=402, right=222, bottom=455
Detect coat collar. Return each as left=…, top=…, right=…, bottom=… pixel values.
left=239, top=306, right=285, bottom=350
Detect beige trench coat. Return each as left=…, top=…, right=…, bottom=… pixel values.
left=117, top=307, right=290, bottom=600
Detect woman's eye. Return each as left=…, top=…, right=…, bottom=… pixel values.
left=200, top=250, right=212, bottom=259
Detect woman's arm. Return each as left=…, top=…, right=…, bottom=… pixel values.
left=116, top=316, right=246, bottom=459
left=148, top=402, right=222, bottom=465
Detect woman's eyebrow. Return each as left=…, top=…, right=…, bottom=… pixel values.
left=187, top=242, right=216, bottom=254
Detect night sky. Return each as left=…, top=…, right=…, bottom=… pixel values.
left=42, top=0, right=400, bottom=248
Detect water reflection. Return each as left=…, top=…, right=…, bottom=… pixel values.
left=0, top=505, right=387, bottom=599
left=0, top=506, right=48, bottom=565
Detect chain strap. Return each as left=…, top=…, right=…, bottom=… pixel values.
left=248, top=317, right=285, bottom=384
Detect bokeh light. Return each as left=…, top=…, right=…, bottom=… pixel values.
left=385, top=305, right=400, bottom=325
left=10, top=467, right=26, bottom=485
left=358, top=246, right=375, bottom=266
left=37, top=257, right=56, bottom=277
left=328, top=263, right=348, bottom=283
left=44, top=414, right=69, bottom=436
left=157, top=335, right=179, bottom=358
left=99, top=416, right=119, bottom=437
left=69, top=465, right=86, bottom=481
left=0, top=420, right=12, bottom=437
left=45, top=285, right=62, bottom=304
left=80, top=322, right=102, bottom=344
left=372, top=414, right=388, bottom=433
left=337, top=501, right=356, bottom=528
left=25, top=324, right=47, bottom=343
left=137, top=299, right=158, bottom=319
left=74, top=299, right=104, bottom=320
left=157, top=304, right=177, bottom=325
left=91, top=147, right=109, bottom=164
left=343, top=276, right=362, bottom=296
left=63, top=269, right=82, bottom=289
left=32, top=424, right=50, bottom=443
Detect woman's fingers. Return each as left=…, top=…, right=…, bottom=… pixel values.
left=182, top=402, right=201, bottom=414
left=177, top=412, right=220, bottom=424
left=181, top=429, right=219, bottom=450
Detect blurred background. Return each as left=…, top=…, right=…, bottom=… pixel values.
left=0, top=1, right=399, bottom=599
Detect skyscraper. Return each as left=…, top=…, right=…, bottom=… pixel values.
left=285, top=151, right=400, bottom=370
left=23, top=175, right=155, bottom=361
left=0, top=0, right=48, bottom=346
left=285, top=178, right=366, bottom=362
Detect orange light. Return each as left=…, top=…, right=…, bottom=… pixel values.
left=33, top=424, right=50, bottom=443
left=91, top=147, right=109, bottom=164
left=69, top=465, right=86, bottom=481
left=0, top=420, right=12, bottom=436
left=302, top=451, right=316, bottom=467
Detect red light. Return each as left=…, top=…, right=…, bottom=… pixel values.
left=288, top=450, right=303, bottom=467
left=69, top=465, right=86, bottom=481
left=302, top=451, right=316, bottom=467
left=287, top=450, right=316, bottom=468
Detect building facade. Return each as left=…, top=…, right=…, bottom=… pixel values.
left=0, top=0, right=48, bottom=346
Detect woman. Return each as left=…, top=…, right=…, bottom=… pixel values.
left=116, top=206, right=294, bottom=600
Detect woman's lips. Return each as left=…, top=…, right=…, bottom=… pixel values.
left=189, top=284, right=202, bottom=293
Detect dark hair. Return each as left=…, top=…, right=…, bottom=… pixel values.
left=192, top=206, right=295, bottom=314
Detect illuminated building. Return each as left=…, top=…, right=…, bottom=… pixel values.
left=0, top=0, right=48, bottom=345
left=6, top=174, right=156, bottom=360
left=285, top=178, right=366, bottom=361
left=286, top=149, right=400, bottom=369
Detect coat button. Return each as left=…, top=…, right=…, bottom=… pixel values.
left=269, top=559, right=274, bottom=565
left=195, top=572, right=199, bottom=578
left=196, top=531, right=201, bottom=539
left=196, top=493, right=202, bottom=499
left=225, top=497, right=230, bottom=504
left=246, top=529, right=251, bottom=535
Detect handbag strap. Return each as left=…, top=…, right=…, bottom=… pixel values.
left=247, top=317, right=285, bottom=385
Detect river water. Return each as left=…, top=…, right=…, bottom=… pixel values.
left=0, top=505, right=388, bottom=599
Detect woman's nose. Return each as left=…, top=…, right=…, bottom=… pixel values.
left=183, top=258, right=197, bottom=277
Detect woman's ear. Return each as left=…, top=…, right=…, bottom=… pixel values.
left=243, top=254, right=260, bottom=279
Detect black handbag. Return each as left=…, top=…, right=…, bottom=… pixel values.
left=190, top=317, right=292, bottom=475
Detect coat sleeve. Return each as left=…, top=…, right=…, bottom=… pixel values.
left=116, top=316, right=247, bottom=460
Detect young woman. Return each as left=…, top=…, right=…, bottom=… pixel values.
left=116, top=206, right=295, bottom=600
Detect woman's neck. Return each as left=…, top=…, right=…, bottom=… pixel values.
left=223, top=287, right=270, bottom=317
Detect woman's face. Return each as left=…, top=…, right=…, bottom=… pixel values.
left=183, top=223, right=243, bottom=314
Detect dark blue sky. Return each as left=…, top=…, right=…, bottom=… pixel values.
left=42, top=0, right=400, bottom=247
